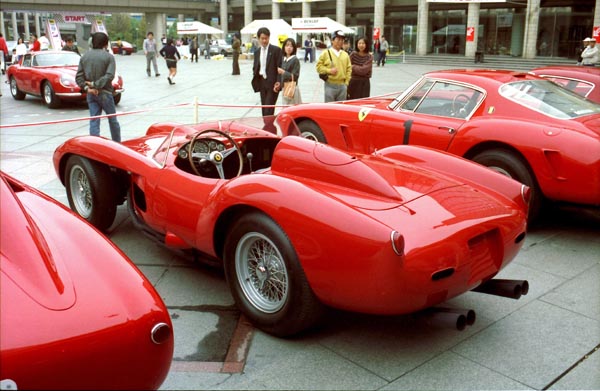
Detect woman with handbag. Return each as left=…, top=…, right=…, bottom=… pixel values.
left=277, top=38, right=302, bottom=106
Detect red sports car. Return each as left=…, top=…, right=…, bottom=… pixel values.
left=111, top=40, right=136, bottom=55
left=279, top=69, right=600, bottom=220
left=0, top=172, right=173, bottom=390
left=53, top=116, right=529, bottom=337
left=529, top=65, right=600, bottom=103
left=7, top=50, right=124, bottom=108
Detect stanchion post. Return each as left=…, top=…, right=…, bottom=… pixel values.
left=194, top=96, right=199, bottom=124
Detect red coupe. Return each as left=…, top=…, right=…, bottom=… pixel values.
left=529, top=65, right=600, bottom=103
left=53, top=116, right=529, bottom=337
left=279, top=69, right=600, bottom=220
left=0, top=172, right=173, bottom=389
left=7, top=50, right=124, bottom=108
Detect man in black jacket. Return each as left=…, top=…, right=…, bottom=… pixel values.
left=251, top=27, right=282, bottom=116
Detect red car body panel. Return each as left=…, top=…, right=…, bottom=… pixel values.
left=6, top=51, right=124, bottom=106
left=530, top=65, right=600, bottom=103
left=0, top=172, right=173, bottom=390
left=279, top=69, right=600, bottom=207
left=53, top=119, right=528, bottom=317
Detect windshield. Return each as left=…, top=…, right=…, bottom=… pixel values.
left=33, top=52, right=81, bottom=67
left=499, top=79, right=600, bottom=119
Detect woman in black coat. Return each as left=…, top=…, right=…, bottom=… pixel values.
left=277, top=38, right=302, bottom=105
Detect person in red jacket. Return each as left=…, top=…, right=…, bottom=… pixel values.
left=30, top=34, right=41, bottom=51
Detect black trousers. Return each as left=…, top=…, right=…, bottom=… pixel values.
left=259, top=78, right=279, bottom=116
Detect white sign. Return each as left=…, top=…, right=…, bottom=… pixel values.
left=45, top=19, right=63, bottom=50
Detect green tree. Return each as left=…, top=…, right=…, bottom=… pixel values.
left=104, top=14, right=133, bottom=41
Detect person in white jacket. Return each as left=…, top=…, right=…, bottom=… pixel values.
left=581, top=37, right=599, bottom=66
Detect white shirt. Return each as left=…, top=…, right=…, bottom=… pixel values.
left=581, top=44, right=599, bottom=65
left=39, top=36, right=50, bottom=50
left=15, top=43, right=28, bottom=56
left=260, top=46, right=268, bottom=78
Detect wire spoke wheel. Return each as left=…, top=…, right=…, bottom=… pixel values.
left=68, top=164, right=93, bottom=218
left=235, top=232, right=289, bottom=313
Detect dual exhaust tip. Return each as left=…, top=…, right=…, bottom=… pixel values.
left=426, top=278, right=530, bottom=331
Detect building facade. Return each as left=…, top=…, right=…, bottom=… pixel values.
left=1, top=0, right=598, bottom=60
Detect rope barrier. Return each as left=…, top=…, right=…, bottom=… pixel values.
left=0, top=92, right=403, bottom=129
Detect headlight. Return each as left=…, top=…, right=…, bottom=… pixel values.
left=60, top=76, right=77, bottom=87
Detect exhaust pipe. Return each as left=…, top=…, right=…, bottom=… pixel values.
left=419, top=307, right=477, bottom=331
left=472, top=279, right=529, bottom=299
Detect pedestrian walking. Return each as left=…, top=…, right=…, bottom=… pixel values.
left=278, top=38, right=302, bottom=105
left=159, top=38, right=181, bottom=85
left=189, top=36, right=199, bottom=63
left=251, top=27, right=282, bottom=116
left=75, top=32, right=121, bottom=142
left=143, top=32, right=160, bottom=77
left=316, top=30, right=352, bottom=102
left=378, top=36, right=389, bottom=67
left=347, top=36, right=373, bottom=100
left=204, top=37, right=211, bottom=59
left=232, top=33, right=241, bottom=75
left=304, top=36, right=313, bottom=63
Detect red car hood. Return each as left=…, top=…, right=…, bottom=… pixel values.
left=1, top=175, right=76, bottom=311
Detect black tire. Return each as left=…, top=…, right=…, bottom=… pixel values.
left=472, top=149, right=542, bottom=221
left=113, top=93, right=121, bottom=105
left=224, top=212, right=325, bottom=337
left=9, top=77, right=26, bottom=100
left=298, top=120, right=327, bottom=143
left=64, top=155, right=117, bottom=232
left=42, top=81, right=60, bottom=108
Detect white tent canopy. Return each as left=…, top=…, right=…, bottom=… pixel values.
left=291, top=17, right=355, bottom=35
left=177, top=21, right=224, bottom=35
left=241, top=19, right=294, bottom=45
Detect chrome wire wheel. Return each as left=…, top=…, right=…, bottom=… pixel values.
left=10, top=78, right=18, bottom=96
left=43, top=83, right=53, bottom=105
left=301, top=131, right=319, bottom=141
left=235, top=232, right=289, bottom=313
left=68, top=164, right=93, bottom=218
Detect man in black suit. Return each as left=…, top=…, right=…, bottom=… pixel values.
left=251, top=27, right=282, bottom=116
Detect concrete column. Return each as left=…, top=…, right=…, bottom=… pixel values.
left=220, top=0, right=228, bottom=35
left=416, top=0, right=429, bottom=55
left=511, top=11, right=525, bottom=56
left=272, top=2, right=280, bottom=20
left=374, top=0, right=384, bottom=37
left=337, top=0, right=346, bottom=26
left=145, top=13, right=166, bottom=44
left=302, top=1, right=311, bottom=18
left=11, top=12, right=18, bottom=40
left=178, top=14, right=185, bottom=22
left=24, top=13, right=30, bottom=40
left=0, top=13, right=5, bottom=38
left=522, top=0, right=540, bottom=59
left=244, top=0, right=253, bottom=27
left=35, top=13, right=41, bottom=37
left=465, top=3, right=479, bottom=58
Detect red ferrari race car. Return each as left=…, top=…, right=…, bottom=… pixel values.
left=53, top=116, right=530, bottom=337
left=279, top=69, right=600, bottom=220
left=0, top=172, right=173, bottom=390
left=6, top=50, right=124, bottom=108
left=529, top=65, right=600, bottom=103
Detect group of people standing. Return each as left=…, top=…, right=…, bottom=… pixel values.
left=578, top=37, right=599, bottom=66
left=251, top=28, right=377, bottom=115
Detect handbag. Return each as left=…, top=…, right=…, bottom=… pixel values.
left=283, top=74, right=297, bottom=99
left=319, top=49, right=333, bottom=82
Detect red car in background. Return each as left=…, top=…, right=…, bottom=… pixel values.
left=111, top=40, right=136, bottom=55
left=529, top=65, right=600, bottom=103
left=53, top=116, right=529, bottom=337
left=7, top=51, right=124, bottom=108
left=0, top=172, right=173, bottom=389
left=279, top=69, right=600, bottom=220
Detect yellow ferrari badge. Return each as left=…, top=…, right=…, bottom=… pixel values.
left=358, top=108, right=372, bottom=122
left=487, top=106, right=495, bottom=114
